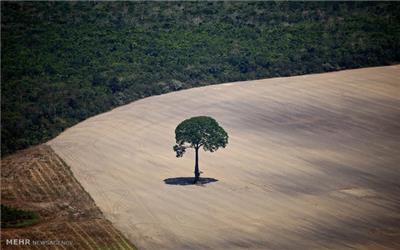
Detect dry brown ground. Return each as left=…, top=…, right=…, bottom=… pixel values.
left=47, top=65, right=399, bottom=250
left=1, top=145, right=136, bottom=249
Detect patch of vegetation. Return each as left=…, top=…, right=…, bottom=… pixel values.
left=174, top=116, right=228, bottom=183
left=1, top=2, right=399, bottom=156
left=1, top=204, right=40, bottom=228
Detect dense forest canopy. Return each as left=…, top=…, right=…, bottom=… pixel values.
left=1, top=2, right=399, bottom=156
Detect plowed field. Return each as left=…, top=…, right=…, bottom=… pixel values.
left=1, top=145, right=136, bottom=249
left=50, top=65, right=400, bottom=250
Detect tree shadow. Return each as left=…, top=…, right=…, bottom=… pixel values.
left=163, top=177, right=218, bottom=186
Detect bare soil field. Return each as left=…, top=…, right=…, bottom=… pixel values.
left=1, top=145, right=136, bottom=249
left=49, top=65, right=400, bottom=250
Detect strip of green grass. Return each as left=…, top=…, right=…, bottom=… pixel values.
left=1, top=204, right=40, bottom=228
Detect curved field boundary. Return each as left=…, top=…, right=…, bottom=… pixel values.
left=50, top=66, right=400, bottom=249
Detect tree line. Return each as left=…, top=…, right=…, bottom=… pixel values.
left=1, top=1, right=399, bottom=156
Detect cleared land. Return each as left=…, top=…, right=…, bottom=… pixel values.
left=0, top=145, right=136, bottom=249
left=49, top=66, right=400, bottom=250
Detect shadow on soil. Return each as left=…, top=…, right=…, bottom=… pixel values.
left=163, top=177, right=218, bottom=186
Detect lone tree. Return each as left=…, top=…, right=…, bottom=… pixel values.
left=173, top=116, right=228, bottom=184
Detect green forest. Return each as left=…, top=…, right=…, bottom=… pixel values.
left=1, top=2, right=400, bottom=156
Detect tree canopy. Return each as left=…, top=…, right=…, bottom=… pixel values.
left=173, top=116, right=228, bottom=157
left=2, top=2, right=399, bottom=156
left=173, top=116, right=228, bottom=183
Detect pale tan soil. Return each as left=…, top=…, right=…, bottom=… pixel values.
left=1, top=145, right=136, bottom=249
left=49, top=65, right=400, bottom=250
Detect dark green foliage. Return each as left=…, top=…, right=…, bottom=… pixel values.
left=2, top=2, right=400, bottom=156
left=1, top=204, right=39, bottom=228
left=173, top=116, right=228, bottom=157
left=173, top=116, right=228, bottom=183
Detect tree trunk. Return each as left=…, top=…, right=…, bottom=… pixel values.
left=194, top=147, right=200, bottom=183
